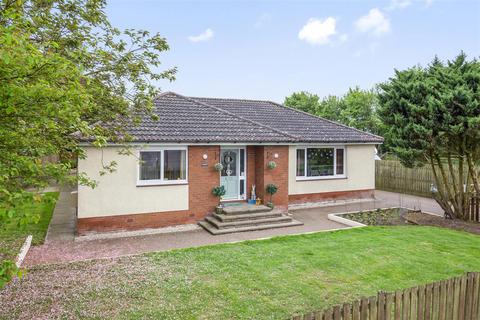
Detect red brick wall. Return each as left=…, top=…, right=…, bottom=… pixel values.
left=255, top=146, right=289, bottom=211
left=188, top=146, right=221, bottom=219
left=254, top=146, right=265, bottom=201
left=77, top=209, right=194, bottom=233
left=77, top=145, right=221, bottom=234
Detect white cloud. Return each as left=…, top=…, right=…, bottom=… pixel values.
left=298, top=17, right=337, bottom=45
left=188, top=28, right=214, bottom=43
left=355, top=9, right=391, bottom=36
left=386, top=0, right=434, bottom=11
left=386, top=0, right=412, bottom=11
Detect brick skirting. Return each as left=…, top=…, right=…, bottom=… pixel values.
left=77, top=210, right=196, bottom=235
left=288, top=189, right=375, bottom=204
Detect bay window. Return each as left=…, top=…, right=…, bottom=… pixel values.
left=296, top=147, right=345, bottom=179
left=138, top=148, right=187, bottom=185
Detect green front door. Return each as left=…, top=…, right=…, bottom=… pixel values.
left=220, top=149, right=240, bottom=200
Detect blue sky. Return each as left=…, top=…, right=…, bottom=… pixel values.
left=106, top=0, right=480, bottom=103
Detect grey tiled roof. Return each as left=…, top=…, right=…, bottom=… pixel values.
left=122, top=92, right=383, bottom=144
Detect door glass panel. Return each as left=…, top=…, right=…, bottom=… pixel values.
left=221, top=150, right=237, bottom=177
left=240, top=149, right=245, bottom=177
left=239, top=179, right=245, bottom=198
left=220, top=149, right=241, bottom=200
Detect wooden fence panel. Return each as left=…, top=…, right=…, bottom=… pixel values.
left=291, top=273, right=480, bottom=320
left=438, top=281, right=447, bottom=320
left=418, top=285, right=426, bottom=320
left=342, top=303, right=352, bottom=320
left=352, top=300, right=360, bottom=320
left=469, top=196, right=480, bottom=222
left=446, top=278, right=455, bottom=320
left=375, top=160, right=480, bottom=222
left=375, top=160, right=436, bottom=198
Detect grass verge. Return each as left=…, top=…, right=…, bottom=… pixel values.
left=0, top=192, right=59, bottom=261
left=1, top=225, right=479, bottom=319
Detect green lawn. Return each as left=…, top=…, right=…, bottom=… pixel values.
left=1, top=226, right=479, bottom=319
left=0, top=192, right=59, bottom=260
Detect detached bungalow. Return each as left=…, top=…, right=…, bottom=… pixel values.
left=77, top=92, right=383, bottom=235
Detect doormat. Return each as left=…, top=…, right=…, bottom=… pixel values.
left=223, top=202, right=243, bottom=207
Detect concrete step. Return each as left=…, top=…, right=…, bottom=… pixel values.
left=213, top=210, right=283, bottom=222
left=222, top=204, right=272, bottom=215
left=198, top=220, right=304, bottom=235
left=205, top=215, right=293, bottom=229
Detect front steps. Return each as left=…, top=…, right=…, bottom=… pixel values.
left=198, top=204, right=303, bottom=235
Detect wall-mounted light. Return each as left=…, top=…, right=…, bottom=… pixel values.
left=203, top=154, right=208, bottom=160
left=274, top=153, right=279, bottom=159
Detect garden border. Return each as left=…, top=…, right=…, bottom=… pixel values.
left=15, top=234, right=32, bottom=268
left=327, top=206, right=441, bottom=227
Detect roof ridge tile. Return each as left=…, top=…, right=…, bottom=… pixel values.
left=190, top=96, right=271, bottom=104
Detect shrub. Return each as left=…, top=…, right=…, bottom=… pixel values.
left=265, top=183, right=278, bottom=207
left=212, top=185, right=226, bottom=205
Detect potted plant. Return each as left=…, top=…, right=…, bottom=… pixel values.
left=212, top=185, right=226, bottom=214
left=267, top=160, right=277, bottom=169
left=213, top=162, right=224, bottom=172
left=265, top=183, right=278, bottom=209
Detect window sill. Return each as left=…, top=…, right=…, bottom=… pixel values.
left=137, top=181, right=188, bottom=187
left=296, top=175, right=347, bottom=181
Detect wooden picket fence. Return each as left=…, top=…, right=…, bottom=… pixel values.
left=291, top=272, right=480, bottom=320
left=375, top=160, right=436, bottom=198
left=468, top=196, right=480, bottom=223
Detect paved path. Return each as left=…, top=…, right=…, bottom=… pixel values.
left=25, top=207, right=347, bottom=266
left=44, top=186, right=76, bottom=243
left=24, top=189, right=444, bottom=266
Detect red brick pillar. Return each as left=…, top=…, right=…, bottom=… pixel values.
left=188, top=146, right=220, bottom=219
left=254, top=145, right=289, bottom=211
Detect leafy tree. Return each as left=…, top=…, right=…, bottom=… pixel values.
left=0, top=0, right=175, bottom=286
left=378, top=52, right=480, bottom=220
left=317, top=95, right=343, bottom=121
left=284, top=91, right=321, bottom=114
left=341, top=87, right=382, bottom=135
left=284, top=88, right=383, bottom=135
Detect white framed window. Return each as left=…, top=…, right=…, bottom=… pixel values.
left=138, top=147, right=188, bottom=186
left=296, top=146, right=345, bottom=180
